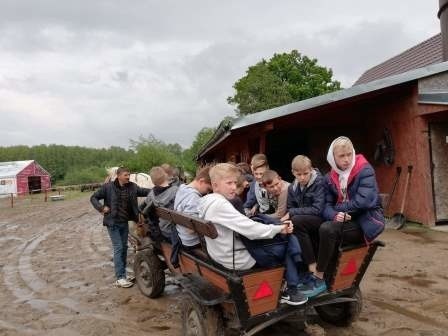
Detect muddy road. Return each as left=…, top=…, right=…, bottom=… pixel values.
left=1, top=194, right=448, bottom=336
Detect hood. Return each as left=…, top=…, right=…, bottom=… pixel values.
left=198, top=193, right=224, bottom=217
left=175, top=183, right=201, bottom=205
left=326, top=136, right=356, bottom=175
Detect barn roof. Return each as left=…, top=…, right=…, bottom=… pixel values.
left=354, top=34, right=443, bottom=85
left=0, top=160, right=35, bottom=178
left=199, top=60, right=448, bottom=158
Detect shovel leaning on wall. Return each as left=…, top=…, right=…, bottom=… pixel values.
left=388, top=165, right=413, bottom=230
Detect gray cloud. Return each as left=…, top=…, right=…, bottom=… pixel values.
left=0, top=0, right=441, bottom=148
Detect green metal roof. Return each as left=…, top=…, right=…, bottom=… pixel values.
left=199, top=61, right=448, bottom=158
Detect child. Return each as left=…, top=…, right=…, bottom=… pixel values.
left=284, top=155, right=325, bottom=297
left=198, top=163, right=307, bottom=306
left=244, top=154, right=274, bottom=216
left=315, top=137, right=385, bottom=291
left=174, top=166, right=212, bottom=248
left=141, top=166, right=179, bottom=242
left=261, top=170, right=290, bottom=220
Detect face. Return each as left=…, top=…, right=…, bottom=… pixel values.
left=197, top=179, right=213, bottom=195
left=265, top=176, right=283, bottom=197
left=212, top=175, right=237, bottom=199
left=117, top=171, right=130, bottom=185
left=253, top=166, right=267, bottom=183
left=292, top=167, right=312, bottom=186
left=333, top=145, right=353, bottom=171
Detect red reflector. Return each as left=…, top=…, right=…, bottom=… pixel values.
left=341, top=258, right=358, bottom=275
left=253, top=281, right=273, bottom=300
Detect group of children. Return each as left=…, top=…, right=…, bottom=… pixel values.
left=141, top=136, right=385, bottom=306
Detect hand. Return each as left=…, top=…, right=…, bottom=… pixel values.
left=335, top=212, right=351, bottom=222
left=280, top=213, right=290, bottom=222
left=280, top=220, right=293, bottom=234
left=249, top=206, right=258, bottom=216
left=102, top=206, right=110, bottom=214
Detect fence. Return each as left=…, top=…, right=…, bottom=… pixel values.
left=0, top=183, right=101, bottom=209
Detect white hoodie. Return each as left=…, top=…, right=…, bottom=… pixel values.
left=198, top=193, right=283, bottom=270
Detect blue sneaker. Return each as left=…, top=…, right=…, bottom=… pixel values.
left=301, top=275, right=327, bottom=298
left=297, top=272, right=314, bottom=291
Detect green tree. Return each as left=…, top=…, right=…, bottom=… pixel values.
left=227, top=50, right=341, bottom=116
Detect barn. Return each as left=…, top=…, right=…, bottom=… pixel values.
left=0, top=160, right=51, bottom=196
left=198, top=2, right=448, bottom=226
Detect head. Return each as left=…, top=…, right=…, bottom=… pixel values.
left=192, top=166, right=212, bottom=195
left=161, top=163, right=174, bottom=178
left=209, top=163, right=240, bottom=199
left=236, top=172, right=250, bottom=196
left=328, top=137, right=355, bottom=171
left=236, top=162, right=251, bottom=175
left=291, top=155, right=313, bottom=186
left=149, top=166, right=169, bottom=187
left=262, top=170, right=283, bottom=197
left=116, top=167, right=130, bottom=185
left=250, top=154, right=269, bottom=183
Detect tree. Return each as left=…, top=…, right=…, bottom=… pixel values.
left=227, top=50, right=341, bottom=116
left=182, top=127, right=216, bottom=174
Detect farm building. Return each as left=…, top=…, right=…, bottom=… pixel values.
left=199, top=1, right=448, bottom=226
left=0, top=160, right=51, bottom=196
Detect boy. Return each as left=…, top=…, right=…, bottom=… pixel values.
left=198, top=163, right=307, bottom=306
left=174, top=166, right=212, bottom=248
left=141, top=166, right=179, bottom=241
left=261, top=170, right=290, bottom=220
left=284, top=155, right=325, bottom=296
left=244, top=154, right=274, bottom=216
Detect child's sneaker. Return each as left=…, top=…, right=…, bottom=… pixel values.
left=126, top=274, right=136, bottom=282
left=302, top=275, right=327, bottom=298
left=280, top=287, right=308, bottom=306
left=114, top=278, right=134, bottom=288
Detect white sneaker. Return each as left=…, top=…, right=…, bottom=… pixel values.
left=126, top=274, right=136, bottom=282
left=114, top=278, right=134, bottom=288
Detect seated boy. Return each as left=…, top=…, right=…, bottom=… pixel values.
left=284, top=155, right=325, bottom=297
left=244, top=154, right=275, bottom=216
left=174, top=166, right=212, bottom=248
left=141, top=166, right=179, bottom=242
left=261, top=170, right=290, bottom=220
left=198, top=163, right=307, bottom=306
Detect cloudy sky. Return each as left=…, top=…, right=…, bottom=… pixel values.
left=0, top=0, right=441, bottom=149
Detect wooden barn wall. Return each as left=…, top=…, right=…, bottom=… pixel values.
left=203, top=83, right=440, bottom=225
left=16, top=162, right=51, bottom=194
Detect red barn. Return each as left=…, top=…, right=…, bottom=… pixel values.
left=0, top=160, right=51, bottom=196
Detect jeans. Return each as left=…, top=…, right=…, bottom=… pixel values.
left=242, top=235, right=300, bottom=287
left=107, top=221, right=129, bottom=280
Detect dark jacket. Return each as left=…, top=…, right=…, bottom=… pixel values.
left=323, top=154, right=384, bottom=241
left=90, top=180, right=150, bottom=226
left=287, top=169, right=325, bottom=217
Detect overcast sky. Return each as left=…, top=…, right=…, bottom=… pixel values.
left=0, top=0, right=441, bottom=149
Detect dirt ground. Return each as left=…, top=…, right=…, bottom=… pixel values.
left=1, top=194, right=448, bottom=336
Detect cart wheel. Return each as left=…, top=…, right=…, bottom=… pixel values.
left=181, top=297, right=224, bottom=336
left=134, top=249, right=165, bottom=298
left=315, top=288, right=362, bottom=327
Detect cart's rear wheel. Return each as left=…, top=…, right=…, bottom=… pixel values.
left=315, top=288, right=362, bottom=327
left=134, top=249, right=165, bottom=298
left=181, top=296, right=224, bottom=336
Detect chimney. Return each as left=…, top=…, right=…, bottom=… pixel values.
left=439, top=0, right=448, bottom=61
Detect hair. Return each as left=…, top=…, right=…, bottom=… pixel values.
left=261, top=169, right=280, bottom=185
left=332, top=136, right=354, bottom=152
left=116, top=167, right=130, bottom=176
left=161, top=163, right=174, bottom=177
left=251, top=153, right=269, bottom=170
left=149, top=166, right=169, bottom=186
left=209, top=163, right=240, bottom=183
left=194, top=165, right=211, bottom=184
left=291, top=155, right=313, bottom=171
left=236, top=162, right=251, bottom=175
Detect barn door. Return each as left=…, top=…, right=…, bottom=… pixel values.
left=28, top=176, right=41, bottom=194
left=430, top=122, right=448, bottom=222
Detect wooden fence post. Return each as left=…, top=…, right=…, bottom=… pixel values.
left=10, top=193, right=13, bottom=208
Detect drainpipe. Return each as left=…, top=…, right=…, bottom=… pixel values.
left=439, top=0, right=448, bottom=61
